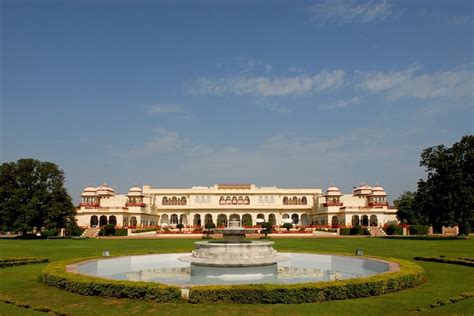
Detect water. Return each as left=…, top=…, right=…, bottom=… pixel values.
left=73, top=253, right=391, bottom=286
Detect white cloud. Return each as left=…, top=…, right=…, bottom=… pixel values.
left=357, top=65, right=473, bottom=101
left=144, top=128, right=190, bottom=154
left=147, top=104, right=186, bottom=114
left=189, top=69, right=345, bottom=97
left=307, top=0, right=393, bottom=24
left=319, top=96, right=361, bottom=110
left=449, top=15, right=474, bottom=25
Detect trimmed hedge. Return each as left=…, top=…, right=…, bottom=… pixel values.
left=414, top=256, right=474, bottom=267
left=114, top=228, right=128, bottom=236
left=408, top=225, right=429, bottom=235
left=188, top=258, right=425, bottom=304
left=0, top=294, right=66, bottom=315
left=0, top=257, right=49, bottom=268
left=42, top=258, right=182, bottom=302
left=383, top=235, right=469, bottom=240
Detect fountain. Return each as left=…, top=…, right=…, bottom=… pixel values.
left=178, top=219, right=289, bottom=283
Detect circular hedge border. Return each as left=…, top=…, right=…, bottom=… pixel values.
left=42, top=254, right=425, bottom=304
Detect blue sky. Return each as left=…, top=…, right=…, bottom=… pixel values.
left=2, top=0, right=473, bottom=203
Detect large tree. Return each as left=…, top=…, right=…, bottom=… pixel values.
left=414, top=135, right=474, bottom=235
left=0, top=158, right=77, bottom=233
left=394, top=191, right=426, bottom=224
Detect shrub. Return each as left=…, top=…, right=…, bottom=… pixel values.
left=42, top=258, right=181, bottom=302
left=0, top=257, right=49, bottom=268
left=409, top=225, right=429, bottom=235
left=176, top=223, right=184, bottom=231
left=188, top=258, right=425, bottom=303
left=385, top=224, right=403, bottom=235
left=204, top=222, right=216, bottom=237
left=101, top=224, right=115, bottom=236
left=114, top=228, right=128, bottom=236
left=261, top=222, right=272, bottom=237
left=350, top=225, right=363, bottom=235
left=340, top=228, right=351, bottom=235
left=282, top=223, right=293, bottom=231
left=41, top=228, right=58, bottom=237
left=414, top=256, right=474, bottom=267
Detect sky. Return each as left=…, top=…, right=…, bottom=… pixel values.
left=1, top=0, right=473, bottom=203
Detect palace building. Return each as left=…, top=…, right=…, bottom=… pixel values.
left=76, top=183, right=398, bottom=228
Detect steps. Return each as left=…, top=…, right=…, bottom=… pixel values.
left=81, top=227, right=100, bottom=238
left=368, top=227, right=387, bottom=237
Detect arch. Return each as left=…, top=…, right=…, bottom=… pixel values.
left=238, top=196, right=244, bottom=204
left=301, top=196, right=307, bottom=205
left=282, top=213, right=290, bottom=219
left=292, top=196, right=298, bottom=205
left=204, top=213, right=213, bottom=224
left=370, top=215, right=378, bottom=227
left=219, top=196, right=225, bottom=205
left=242, top=214, right=252, bottom=227
left=352, top=215, right=360, bottom=226
left=99, top=215, right=108, bottom=226
left=226, top=196, right=232, bottom=205
left=90, top=215, right=98, bottom=227
left=331, top=216, right=339, bottom=228
left=170, top=214, right=179, bottom=225
left=291, top=213, right=299, bottom=225
left=130, top=216, right=138, bottom=227
left=283, top=197, right=288, bottom=205
left=244, top=196, right=250, bottom=205
left=181, top=197, right=187, bottom=205
left=171, top=197, right=177, bottom=205
left=301, top=214, right=310, bottom=226
left=193, top=214, right=201, bottom=226
left=162, top=197, right=168, bottom=205
left=232, top=196, right=238, bottom=205
left=257, top=213, right=265, bottom=221
left=217, top=214, right=227, bottom=227
left=160, top=214, right=169, bottom=225
left=109, top=215, right=117, bottom=226
left=123, top=217, right=129, bottom=227
left=268, top=213, right=276, bottom=225
left=180, top=214, right=188, bottom=225
left=361, top=215, right=369, bottom=226
left=229, top=213, right=240, bottom=223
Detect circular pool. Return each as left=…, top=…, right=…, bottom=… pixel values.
left=70, top=252, right=397, bottom=287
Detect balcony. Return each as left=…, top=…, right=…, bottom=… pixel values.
left=125, top=202, right=146, bottom=207
left=79, top=202, right=100, bottom=208
left=323, top=202, right=343, bottom=207
left=368, top=202, right=388, bottom=207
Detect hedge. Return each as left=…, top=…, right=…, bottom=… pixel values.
left=414, top=256, right=474, bottom=267
left=42, top=258, right=182, bottom=302
left=408, top=225, right=429, bottom=235
left=188, top=258, right=425, bottom=304
left=0, top=257, right=49, bottom=268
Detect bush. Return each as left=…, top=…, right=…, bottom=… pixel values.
left=282, top=223, right=293, bottom=231
left=101, top=224, right=115, bottom=236
left=414, top=256, right=474, bottom=267
left=0, top=257, right=49, bottom=268
left=188, top=258, right=425, bottom=303
left=409, top=225, right=429, bottom=235
left=350, top=225, right=363, bottom=235
left=42, top=258, right=181, bottom=302
left=176, top=223, right=184, bottom=231
left=261, top=222, right=272, bottom=237
left=41, top=229, right=58, bottom=237
left=385, top=224, right=403, bottom=235
left=114, top=228, right=128, bottom=236
left=340, top=228, right=351, bottom=235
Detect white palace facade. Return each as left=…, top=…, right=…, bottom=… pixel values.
left=76, top=183, right=398, bottom=228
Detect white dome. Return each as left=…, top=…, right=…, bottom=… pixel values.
left=97, top=183, right=115, bottom=196
left=326, top=186, right=341, bottom=196
left=371, top=186, right=386, bottom=196
left=354, top=183, right=372, bottom=195
left=81, top=186, right=98, bottom=197
left=127, top=186, right=143, bottom=196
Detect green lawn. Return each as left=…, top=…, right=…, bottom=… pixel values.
left=0, top=238, right=473, bottom=315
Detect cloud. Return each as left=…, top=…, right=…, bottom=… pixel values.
left=144, top=128, right=190, bottom=154
left=147, top=104, right=186, bottom=114
left=189, top=69, right=345, bottom=97
left=357, top=65, right=473, bottom=101
left=307, top=0, right=393, bottom=25
left=319, top=96, right=361, bottom=110
left=449, top=15, right=474, bottom=25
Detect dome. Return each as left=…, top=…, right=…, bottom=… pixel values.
left=371, top=186, right=386, bottom=196
left=353, top=183, right=372, bottom=195
left=127, top=186, right=144, bottom=196
left=81, top=186, right=97, bottom=197
left=97, top=183, right=115, bottom=196
left=326, top=186, right=341, bottom=196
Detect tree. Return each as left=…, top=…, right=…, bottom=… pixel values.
left=414, top=135, right=474, bottom=235
left=204, top=221, right=216, bottom=238
left=260, top=222, right=272, bottom=238
left=394, top=191, right=425, bottom=224
left=176, top=223, right=184, bottom=231
left=282, top=223, right=293, bottom=231
left=0, top=158, right=77, bottom=233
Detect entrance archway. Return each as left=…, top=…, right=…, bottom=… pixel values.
left=268, top=214, right=276, bottom=225
left=242, top=214, right=252, bottom=227
left=204, top=214, right=213, bottom=224
left=291, top=213, right=299, bottom=225
left=331, top=216, right=339, bottom=228
left=361, top=215, right=369, bottom=226
left=130, top=216, right=137, bottom=227
left=370, top=215, right=378, bottom=227
left=90, top=215, right=98, bottom=227
left=352, top=215, right=360, bottom=226
left=160, top=214, right=169, bottom=225
left=109, top=215, right=117, bottom=226
left=217, top=214, right=228, bottom=227
left=193, top=214, right=201, bottom=226
left=301, top=214, right=310, bottom=226
left=99, top=215, right=107, bottom=226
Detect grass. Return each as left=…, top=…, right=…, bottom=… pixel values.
left=0, top=238, right=473, bottom=315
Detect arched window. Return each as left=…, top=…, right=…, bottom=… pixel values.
left=99, top=215, right=108, bottom=226
left=370, top=215, right=378, bottom=227
left=162, top=197, right=168, bottom=205
left=130, top=216, right=137, bottom=227
left=232, top=196, right=237, bottom=205
left=181, top=197, right=187, bottom=205
left=90, top=215, right=98, bottom=227
left=226, top=196, right=232, bottom=205
left=238, top=196, right=244, bottom=204
left=291, top=213, right=299, bottom=225
left=170, top=214, right=179, bottom=225
left=109, top=215, right=117, bottom=226
left=352, top=215, right=360, bottom=226
left=219, top=196, right=225, bottom=205
left=244, top=196, right=250, bottom=205
left=172, top=197, right=177, bottom=205
left=283, top=197, right=288, bottom=205
left=301, top=197, right=307, bottom=205
left=292, top=197, right=297, bottom=205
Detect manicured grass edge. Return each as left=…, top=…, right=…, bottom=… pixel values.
left=416, top=291, right=474, bottom=312
left=414, top=256, right=474, bottom=267
left=0, top=257, right=49, bottom=268
left=0, top=294, right=67, bottom=315
left=188, top=258, right=425, bottom=304
left=41, top=257, right=182, bottom=303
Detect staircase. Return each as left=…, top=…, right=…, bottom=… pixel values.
left=368, top=227, right=386, bottom=237
left=81, top=227, right=100, bottom=238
